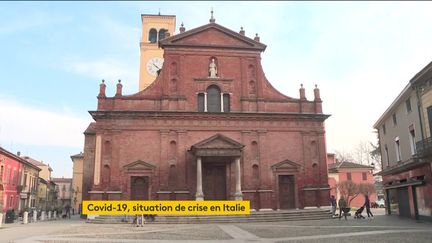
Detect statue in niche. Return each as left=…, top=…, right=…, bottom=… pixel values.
left=209, top=58, right=218, bottom=78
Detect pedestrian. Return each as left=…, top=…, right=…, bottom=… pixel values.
left=338, top=196, right=347, bottom=220
left=134, top=214, right=145, bottom=227
left=65, top=204, right=71, bottom=219
left=364, top=194, right=374, bottom=219
left=330, top=195, right=337, bottom=217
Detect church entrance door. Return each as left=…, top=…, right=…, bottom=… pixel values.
left=279, top=175, right=295, bottom=209
left=131, top=176, right=149, bottom=200
left=203, top=163, right=227, bottom=200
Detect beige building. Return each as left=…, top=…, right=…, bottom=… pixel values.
left=20, top=155, right=41, bottom=210
left=52, top=177, right=72, bottom=209
left=71, top=152, right=84, bottom=214
left=138, top=14, right=176, bottom=91
left=374, top=61, right=432, bottom=220
left=26, top=158, right=54, bottom=211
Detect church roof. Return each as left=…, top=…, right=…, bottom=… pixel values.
left=70, top=152, right=84, bottom=159
left=160, top=22, right=266, bottom=51
left=84, top=122, right=96, bottom=135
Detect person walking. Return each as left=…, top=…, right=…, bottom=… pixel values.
left=330, top=195, right=337, bottom=217
left=364, top=194, right=374, bottom=219
left=338, top=197, right=347, bottom=220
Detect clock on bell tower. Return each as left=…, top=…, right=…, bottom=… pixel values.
left=139, top=14, right=176, bottom=91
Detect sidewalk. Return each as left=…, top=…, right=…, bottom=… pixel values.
left=0, top=214, right=85, bottom=243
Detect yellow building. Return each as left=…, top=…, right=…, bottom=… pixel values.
left=71, top=152, right=84, bottom=214
left=138, top=14, right=176, bottom=91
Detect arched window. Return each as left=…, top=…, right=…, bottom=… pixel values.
left=207, top=85, right=221, bottom=112
left=252, top=164, right=259, bottom=188
left=197, top=85, right=230, bottom=112
left=159, top=29, right=167, bottom=41
left=169, top=141, right=177, bottom=159
left=149, top=28, right=157, bottom=43
left=251, top=141, right=258, bottom=159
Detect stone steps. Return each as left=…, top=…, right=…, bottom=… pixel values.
left=87, top=209, right=332, bottom=224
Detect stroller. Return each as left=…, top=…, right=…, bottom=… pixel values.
left=354, top=206, right=365, bottom=219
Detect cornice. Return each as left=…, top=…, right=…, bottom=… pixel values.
left=89, top=110, right=330, bottom=122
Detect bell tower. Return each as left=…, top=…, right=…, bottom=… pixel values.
left=139, top=14, right=176, bottom=91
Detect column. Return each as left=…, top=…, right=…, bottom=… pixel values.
left=220, top=93, right=224, bottom=112
left=234, top=157, right=243, bottom=200
left=94, top=135, right=102, bottom=185
left=204, top=92, right=208, bottom=112
left=195, top=157, right=204, bottom=200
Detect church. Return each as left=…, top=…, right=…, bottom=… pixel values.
left=82, top=12, right=331, bottom=210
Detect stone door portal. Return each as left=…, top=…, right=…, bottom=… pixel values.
left=279, top=175, right=295, bottom=209
left=203, top=164, right=226, bottom=200
left=131, top=176, right=149, bottom=200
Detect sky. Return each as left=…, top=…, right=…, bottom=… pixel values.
left=1, top=1, right=432, bottom=178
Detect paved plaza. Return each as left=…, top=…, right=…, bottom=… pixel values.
left=0, top=209, right=431, bottom=243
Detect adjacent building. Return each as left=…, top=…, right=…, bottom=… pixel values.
left=374, top=61, right=432, bottom=220
left=19, top=155, right=42, bottom=210
left=71, top=152, right=84, bottom=214
left=82, top=13, right=331, bottom=210
left=52, top=177, right=72, bottom=210
left=22, top=156, right=55, bottom=211
left=0, top=147, right=25, bottom=213
left=327, top=153, right=376, bottom=208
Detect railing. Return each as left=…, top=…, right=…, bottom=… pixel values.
left=415, top=137, right=432, bottom=157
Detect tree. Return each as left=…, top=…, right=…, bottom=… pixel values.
left=370, top=131, right=382, bottom=171
left=358, top=182, right=376, bottom=196
left=334, top=150, right=354, bottom=163
left=334, top=139, right=381, bottom=172
left=337, top=180, right=360, bottom=207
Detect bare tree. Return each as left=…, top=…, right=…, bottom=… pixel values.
left=370, top=131, right=382, bottom=171
left=335, top=139, right=381, bottom=172
left=334, top=150, right=354, bottom=163
left=358, top=182, right=376, bottom=196
left=337, top=180, right=360, bottom=207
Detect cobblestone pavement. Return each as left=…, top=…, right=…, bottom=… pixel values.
left=0, top=209, right=431, bottom=243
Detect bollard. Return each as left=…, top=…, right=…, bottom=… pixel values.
left=48, top=211, right=52, bottom=220
left=0, top=213, right=3, bottom=228
left=41, top=211, right=45, bottom=221
left=33, top=211, right=37, bottom=223
left=23, top=211, right=28, bottom=224
left=53, top=211, right=57, bottom=220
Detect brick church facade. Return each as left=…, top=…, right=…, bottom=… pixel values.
left=82, top=15, right=331, bottom=210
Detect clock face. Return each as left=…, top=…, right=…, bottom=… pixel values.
left=146, top=57, right=164, bottom=76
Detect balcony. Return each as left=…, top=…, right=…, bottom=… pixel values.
left=415, top=137, right=432, bottom=158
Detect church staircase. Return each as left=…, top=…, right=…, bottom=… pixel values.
left=87, top=208, right=332, bottom=224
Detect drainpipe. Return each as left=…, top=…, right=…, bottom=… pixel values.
left=415, top=86, right=425, bottom=154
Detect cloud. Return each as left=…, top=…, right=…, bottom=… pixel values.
left=62, top=58, right=139, bottom=94
left=0, top=8, right=73, bottom=35
left=0, top=97, right=91, bottom=148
